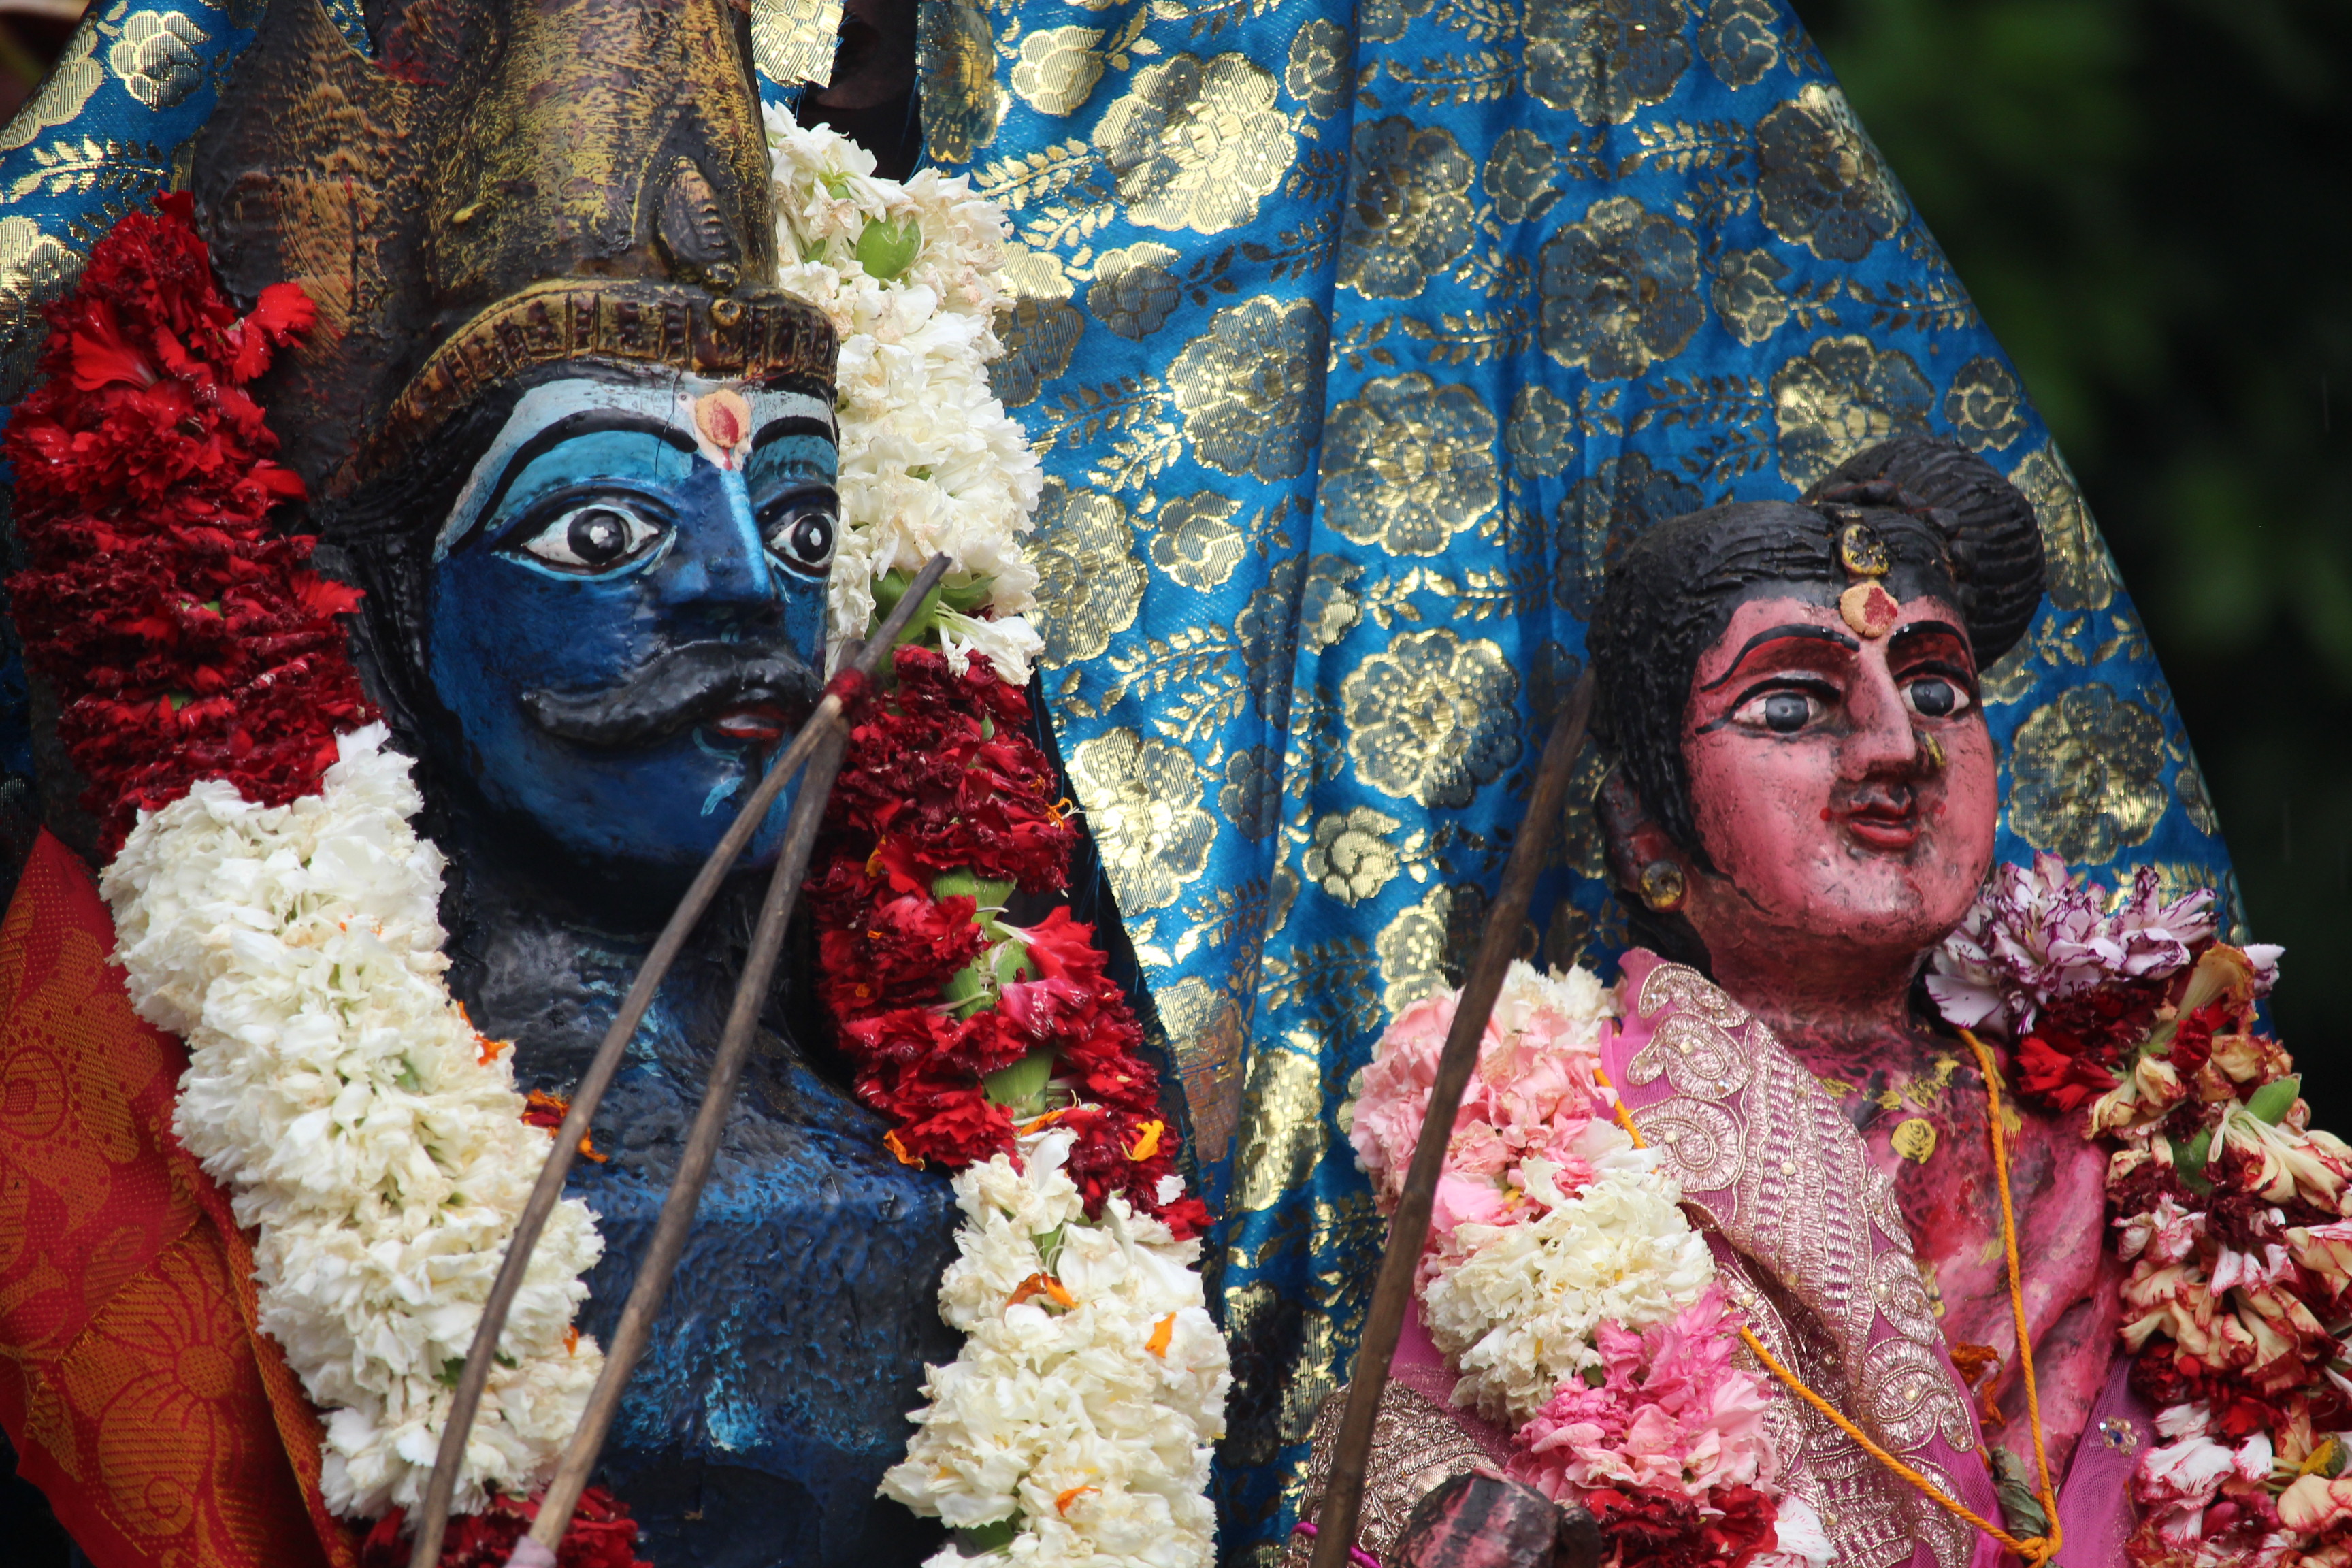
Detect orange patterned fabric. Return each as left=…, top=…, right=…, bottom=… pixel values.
left=0, top=830, right=359, bottom=1568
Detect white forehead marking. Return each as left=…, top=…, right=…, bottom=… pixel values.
left=433, top=375, right=833, bottom=561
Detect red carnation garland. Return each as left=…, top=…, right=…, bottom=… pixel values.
left=2, top=191, right=372, bottom=853
left=809, top=644, right=1207, bottom=1238
left=3, top=194, right=655, bottom=1565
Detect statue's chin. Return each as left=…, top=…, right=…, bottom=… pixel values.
left=458, top=742, right=797, bottom=909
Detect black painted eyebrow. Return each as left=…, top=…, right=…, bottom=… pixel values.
left=1891, top=619, right=1969, bottom=644
left=751, top=414, right=836, bottom=451
left=1696, top=623, right=1860, bottom=692
left=461, top=411, right=697, bottom=547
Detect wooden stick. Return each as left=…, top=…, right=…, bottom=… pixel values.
left=519, top=712, right=848, bottom=1552
left=406, top=553, right=949, bottom=1568
left=1307, top=670, right=1595, bottom=1568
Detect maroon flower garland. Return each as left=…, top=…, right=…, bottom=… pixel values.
left=808, top=643, right=1207, bottom=1238
left=2, top=193, right=372, bottom=853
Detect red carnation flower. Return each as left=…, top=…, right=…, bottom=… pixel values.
left=359, top=1486, right=651, bottom=1568
left=3, top=193, right=372, bottom=851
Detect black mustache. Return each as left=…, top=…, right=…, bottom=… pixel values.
left=521, top=643, right=822, bottom=748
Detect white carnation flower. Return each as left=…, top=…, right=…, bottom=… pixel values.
left=764, top=116, right=1043, bottom=672
left=883, top=1132, right=1230, bottom=1567
left=1421, top=1124, right=1716, bottom=1426
left=103, top=725, right=604, bottom=1519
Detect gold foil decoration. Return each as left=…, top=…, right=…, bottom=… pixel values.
left=1011, top=24, right=1108, bottom=117
left=1232, top=1046, right=1327, bottom=1212
left=0, top=18, right=103, bottom=155
left=1303, top=806, right=1405, bottom=905
left=1030, top=480, right=1145, bottom=668
left=1149, top=491, right=1247, bottom=590
left=1065, top=728, right=1213, bottom=914
left=1342, top=627, right=1521, bottom=808
left=1319, top=372, right=1499, bottom=555
left=2008, top=442, right=2120, bottom=612
left=1093, top=53, right=1294, bottom=236
left=2006, top=684, right=2170, bottom=864
left=1942, top=355, right=2027, bottom=452
left=1539, top=195, right=1703, bottom=380
left=1154, top=975, right=1246, bottom=1164
left=750, top=0, right=845, bottom=89
left=108, top=12, right=210, bottom=111
left=1771, top=333, right=1933, bottom=487
left=1168, top=297, right=1326, bottom=480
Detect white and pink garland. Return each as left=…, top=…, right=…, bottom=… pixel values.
left=1350, top=962, right=1830, bottom=1568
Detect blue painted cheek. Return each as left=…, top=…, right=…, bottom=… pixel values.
left=427, top=548, right=811, bottom=876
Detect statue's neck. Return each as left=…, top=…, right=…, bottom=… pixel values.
left=432, top=826, right=758, bottom=1092
left=1702, top=945, right=1936, bottom=1075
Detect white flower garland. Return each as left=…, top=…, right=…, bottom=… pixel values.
left=764, top=112, right=1046, bottom=683
left=765, top=117, right=1230, bottom=1568
left=880, top=1131, right=1228, bottom=1567
left=101, top=726, right=604, bottom=1520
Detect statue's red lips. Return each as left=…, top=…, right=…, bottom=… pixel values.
left=1842, top=800, right=1921, bottom=851
left=707, top=702, right=795, bottom=744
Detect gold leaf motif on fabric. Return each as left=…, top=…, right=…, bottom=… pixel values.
left=1698, top=0, right=1781, bottom=89
left=1539, top=196, right=1704, bottom=380
left=1012, top=25, right=1109, bottom=118
left=0, top=216, right=86, bottom=393
left=1030, top=479, right=1145, bottom=667
left=1525, top=0, right=1690, bottom=125
left=1234, top=1047, right=1328, bottom=1211
left=1169, top=296, right=1328, bottom=480
left=1341, top=627, right=1521, bottom=808
left=1487, top=127, right=1564, bottom=226
left=1088, top=242, right=1182, bottom=340
left=1149, top=489, right=1247, bottom=590
left=2006, top=684, right=2170, bottom=865
left=917, top=0, right=1002, bottom=163
left=0, top=20, right=101, bottom=154
left=1303, top=806, right=1406, bottom=905
left=1504, top=385, right=1580, bottom=479
left=1285, top=20, right=1351, bottom=119
left=1320, top=372, right=1499, bottom=554
left=1770, top=333, right=1933, bottom=487
left=2008, top=442, right=2119, bottom=612
left=1756, top=83, right=1906, bottom=261
left=1712, top=248, right=1792, bottom=346
left=1093, top=53, right=1295, bottom=235
left=750, top=0, right=847, bottom=88
left=1066, top=728, right=1213, bottom=914
left=1942, top=354, right=2027, bottom=452
left=1376, top=883, right=1476, bottom=1021
left=108, top=12, right=211, bottom=112
left=1338, top=117, right=1475, bottom=300
left=1627, top=1011, right=1753, bottom=1098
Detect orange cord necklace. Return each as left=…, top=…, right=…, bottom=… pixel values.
left=1597, top=1027, right=2062, bottom=1565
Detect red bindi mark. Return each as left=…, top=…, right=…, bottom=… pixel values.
left=694, top=388, right=753, bottom=464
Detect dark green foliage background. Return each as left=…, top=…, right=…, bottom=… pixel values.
left=1793, top=0, right=2352, bottom=1120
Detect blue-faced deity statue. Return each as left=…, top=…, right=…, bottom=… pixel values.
left=426, top=374, right=840, bottom=877
left=169, top=0, right=970, bottom=1560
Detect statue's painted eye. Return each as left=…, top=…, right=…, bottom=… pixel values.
left=762, top=490, right=839, bottom=576
left=1904, top=676, right=1970, bottom=719
left=1733, top=689, right=1822, bottom=733
left=512, top=503, right=666, bottom=574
